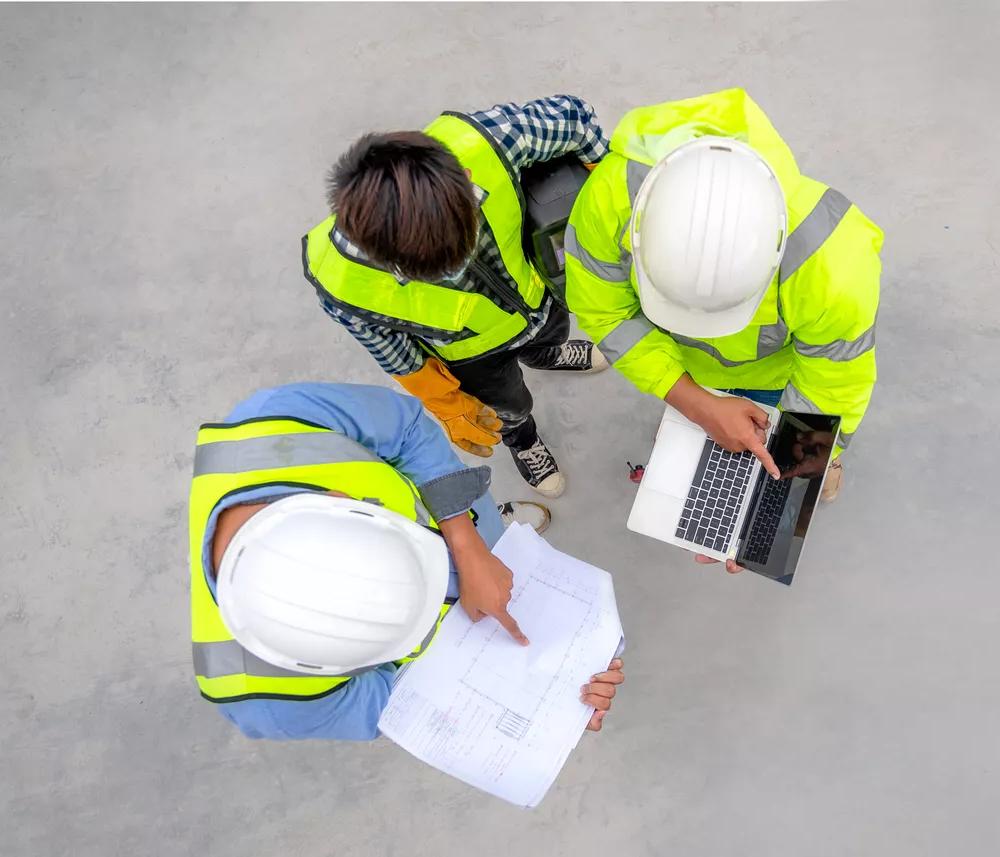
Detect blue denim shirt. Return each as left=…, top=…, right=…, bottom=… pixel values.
left=199, top=383, right=504, bottom=741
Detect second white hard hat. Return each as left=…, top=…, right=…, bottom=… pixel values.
left=631, top=136, right=787, bottom=339
left=216, top=493, right=450, bottom=676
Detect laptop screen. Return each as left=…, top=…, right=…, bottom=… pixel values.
left=735, top=411, right=842, bottom=585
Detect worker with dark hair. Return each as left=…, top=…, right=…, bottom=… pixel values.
left=302, top=97, right=610, bottom=498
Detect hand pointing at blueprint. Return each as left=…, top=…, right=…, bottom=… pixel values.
left=378, top=523, right=625, bottom=807
left=439, top=510, right=530, bottom=644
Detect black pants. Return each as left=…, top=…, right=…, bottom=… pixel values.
left=446, top=302, right=570, bottom=449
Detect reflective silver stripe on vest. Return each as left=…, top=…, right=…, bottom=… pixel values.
left=779, top=383, right=822, bottom=414
left=411, top=495, right=433, bottom=527
left=194, top=640, right=377, bottom=680
left=194, top=431, right=381, bottom=476
left=598, top=315, right=655, bottom=362
left=837, top=430, right=853, bottom=449
left=194, top=430, right=433, bottom=525
left=564, top=224, right=629, bottom=282
left=779, top=188, right=852, bottom=283
left=616, top=222, right=633, bottom=274
left=793, top=324, right=875, bottom=362
left=626, top=160, right=652, bottom=205
left=670, top=334, right=763, bottom=368
left=403, top=614, right=443, bottom=659
left=757, top=318, right=789, bottom=357
left=668, top=318, right=789, bottom=367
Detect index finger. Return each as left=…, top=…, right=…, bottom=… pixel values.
left=748, top=437, right=780, bottom=479
left=494, top=608, right=529, bottom=646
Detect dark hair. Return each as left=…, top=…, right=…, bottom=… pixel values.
left=326, top=131, right=478, bottom=281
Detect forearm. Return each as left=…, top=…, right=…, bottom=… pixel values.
left=519, top=94, right=609, bottom=164
left=474, top=94, right=609, bottom=172
left=566, top=258, right=686, bottom=398
left=565, top=166, right=686, bottom=397
left=438, top=512, right=490, bottom=561
left=321, top=298, right=426, bottom=376
left=575, top=298, right=686, bottom=398
left=664, top=373, right=717, bottom=421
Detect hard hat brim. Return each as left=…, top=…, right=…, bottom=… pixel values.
left=635, top=261, right=773, bottom=339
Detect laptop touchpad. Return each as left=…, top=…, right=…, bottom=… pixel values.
left=642, top=424, right=705, bottom=498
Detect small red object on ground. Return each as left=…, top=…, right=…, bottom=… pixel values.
left=627, top=461, right=645, bottom=484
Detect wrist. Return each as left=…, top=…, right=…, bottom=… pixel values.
left=450, top=536, right=489, bottom=564
left=438, top=514, right=490, bottom=566
left=665, top=375, right=715, bottom=425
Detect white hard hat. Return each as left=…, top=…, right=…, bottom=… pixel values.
left=216, top=493, right=450, bottom=675
left=631, top=136, right=787, bottom=338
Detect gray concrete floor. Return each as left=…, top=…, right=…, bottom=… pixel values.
left=3, top=2, right=999, bottom=855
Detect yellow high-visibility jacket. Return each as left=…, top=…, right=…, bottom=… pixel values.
left=566, top=89, right=883, bottom=453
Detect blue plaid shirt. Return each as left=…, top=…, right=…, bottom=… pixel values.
left=318, top=95, right=609, bottom=375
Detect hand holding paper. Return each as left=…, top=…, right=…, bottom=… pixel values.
left=378, top=523, right=624, bottom=807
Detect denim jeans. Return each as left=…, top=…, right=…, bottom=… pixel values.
left=445, top=302, right=572, bottom=449
left=725, top=388, right=782, bottom=408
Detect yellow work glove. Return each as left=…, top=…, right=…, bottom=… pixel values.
left=395, top=358, right=503, bottom=457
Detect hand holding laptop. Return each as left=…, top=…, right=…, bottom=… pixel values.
left=628, top=387, right=841, bottom=586
left=691, top=429, right=837, bottom=575
left=694, top=552, right=745, bottom=574
left=665, top=375, right=781, bottom=479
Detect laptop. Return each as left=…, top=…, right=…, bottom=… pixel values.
left=627, top=392, right=841, bottom=585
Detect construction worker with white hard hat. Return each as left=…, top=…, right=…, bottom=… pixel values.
left=189, top=382, right=624, bottom=739
left=565, top=89, right=883, bottom=561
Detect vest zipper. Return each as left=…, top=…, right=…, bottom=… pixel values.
left=468, top=258, right=531, bottom=319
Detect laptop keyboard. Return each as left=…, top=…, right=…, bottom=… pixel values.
left=741, top=476, right=792, bottom=565
left=675, top=440, right=756, bottom=553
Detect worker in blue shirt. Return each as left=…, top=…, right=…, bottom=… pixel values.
left=189, top=383, right=624, bottom=740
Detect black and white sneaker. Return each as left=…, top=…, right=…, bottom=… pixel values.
left=510, top=436, right=566, bottom=498
left=497, top=501, right=552, bottom=534
left=532, top=340, right=609, bottom=374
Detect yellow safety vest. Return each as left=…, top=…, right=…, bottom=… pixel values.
left=565, top=89, right=883, bottom=453
left=189, top=416, right=451, bottom=703
left=302, top=112, right=548, bottom=365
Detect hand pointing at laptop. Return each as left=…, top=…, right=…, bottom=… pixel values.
left=665, top=376, right=782, bottom=479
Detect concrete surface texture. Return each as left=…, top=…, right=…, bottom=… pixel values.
left=2, top=2, right=999, bottom=855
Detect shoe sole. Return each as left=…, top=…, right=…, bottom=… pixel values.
left=537, top=365, right=608, bottom=375
left=500, top=502, right=552, bottom=534
left=532, top=472, right=566, bottom=499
